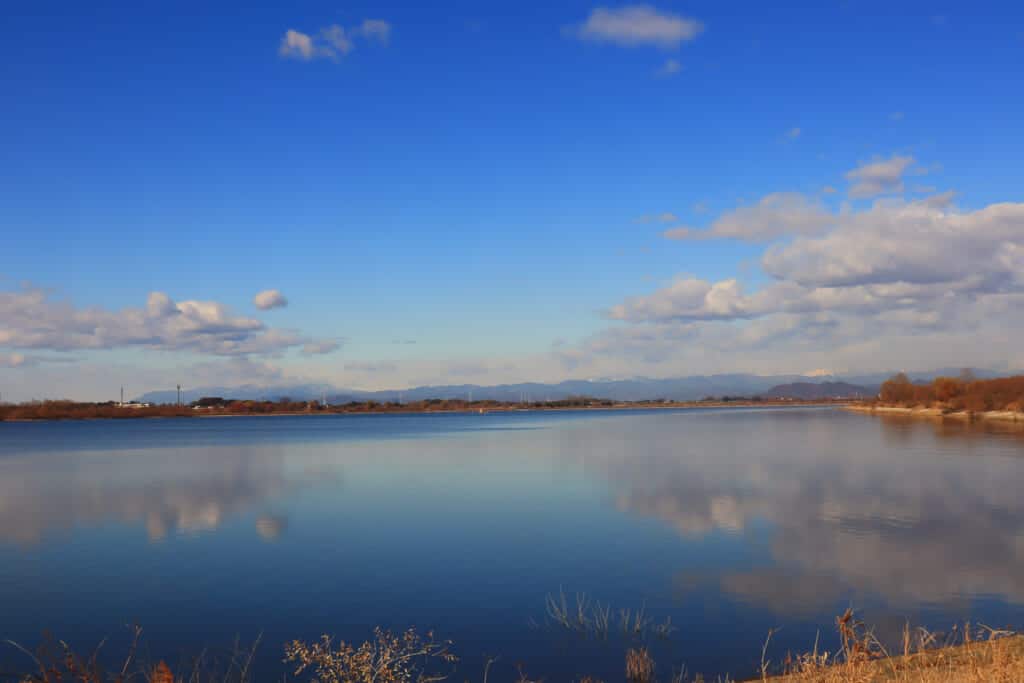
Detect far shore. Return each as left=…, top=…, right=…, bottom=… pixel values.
left=190, top=398, right=848, bottom=419
left=0, top=398, right=849, bottom=423
left=847, top=403, right=1024, bottom=423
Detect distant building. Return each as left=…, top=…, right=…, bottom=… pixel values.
left=118, top=401, right=151, bottom=409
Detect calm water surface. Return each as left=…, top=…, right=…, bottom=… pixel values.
left=2, top=407, right=1024, bottom=680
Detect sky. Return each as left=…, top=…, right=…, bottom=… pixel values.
left=2, top=0, right=1024, bottom=401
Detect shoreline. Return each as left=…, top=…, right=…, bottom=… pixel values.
left=0, top=400, right=846, bottom=423
left=847, top=404, right=1024, bottom=423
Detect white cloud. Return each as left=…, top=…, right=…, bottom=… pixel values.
left=572, top=5, right=704, bottom=49
left=785, top=126, right=801, bottom=139
left=254, top=289, right=288, bottom=310
left=663, top=192, right=834, bottom=242
left=279, top=29, right=320, bottom=61
left=609, top=278, right=752, bottom=323
left=278, top=20, right=392, bottom=62
left=845, top=154, right=917, bottom=198
left=599, top=174, right=1024, bottom=375
left=0, top=287, right=331, bottom=357
left=762, top=198, right=1024, bottom=288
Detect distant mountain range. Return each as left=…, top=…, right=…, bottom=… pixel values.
left=136, top=368, right=1001, bottom=405
left=760, top=381, right=875, bottom=400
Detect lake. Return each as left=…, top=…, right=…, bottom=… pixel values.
left=2, top=407, right=1024, bottom=680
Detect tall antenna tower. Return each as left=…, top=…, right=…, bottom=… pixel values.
left=177, top=384, right=182, bottom=406
left=120, top=386, right=124, bottom=406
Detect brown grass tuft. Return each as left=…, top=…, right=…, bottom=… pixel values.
left=151, top=661, right=173, bottom=683
left=626, top=648, right=655, bottom=683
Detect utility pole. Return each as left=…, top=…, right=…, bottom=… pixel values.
left=120, top=386, right=124, bottom=406
left=177, top=384, right=182, bottom=406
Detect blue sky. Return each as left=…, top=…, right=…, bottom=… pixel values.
left=2, top=1, right=1024, bottom=399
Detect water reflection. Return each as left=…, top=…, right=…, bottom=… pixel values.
left=255, top=515, right=288, bottom=541
left=0, top=444, right=336, bottom=545
left=1, top=408, right=1023, bottom=681
left=593, top=411, right=1024, bottom=611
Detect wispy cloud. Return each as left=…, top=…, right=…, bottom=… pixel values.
left=656, top=58, right=682, bottom=77
left=663, top=193, right=833, bottom=242
left=345, top=361, right=397, bottom=373
left=357, top=19, right=392, bottom=45
left=845, top=154, right=917, bottom=198
left=302, top=340, right=342, bottom=355
left=279, top=20, right=392, bottom=62
left=785, top=126, right=801, bottom=140
left=571, top=5, right=703, bottom=49
left=636, top=211, right=679, bottom=223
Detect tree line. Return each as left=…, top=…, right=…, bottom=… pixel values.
left=878, top=372, right=1024, bottom=413
left=0, top=395, right=621, bottom=421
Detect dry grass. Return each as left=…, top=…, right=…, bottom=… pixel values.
left=752, top=610, right=1024, bottom=683
left=625, top=648, right=655, bottom=683
left=758, top=635, right=1024, bottom=682
left=2, top=627, right=261, bottom=683
left=543, top=589, right=674, bottom=642
left=4, top=613, right=1022, bottom=683
left=283, top=628, right=456, bottom=683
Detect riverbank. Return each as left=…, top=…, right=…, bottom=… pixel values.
left=847, top=403, right=1024, bottom=423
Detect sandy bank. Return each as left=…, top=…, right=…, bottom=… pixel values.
left=847, top=404, right=1024, bottom=423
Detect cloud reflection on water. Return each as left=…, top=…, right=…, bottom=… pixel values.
left=3, top=409, right=1024, bottom=622
left=0, top=444, right=338, bottom=545
left=593, top=412, right=1024, bottom=611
